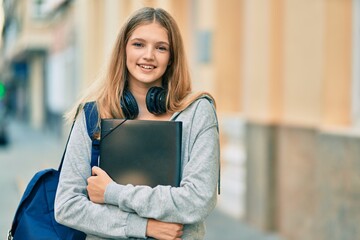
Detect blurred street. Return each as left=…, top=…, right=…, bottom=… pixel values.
left=0, top=119, right=281, bottom=240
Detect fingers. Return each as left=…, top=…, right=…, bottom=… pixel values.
left=91, top=166, right=104, bottom=176
left=162, top=222, right=183, bottom=239
left=146, top=219, right=184, bottom=240
left=172, top=223, right=183, bottom=234
left=174, top=225, right=183, bottom=238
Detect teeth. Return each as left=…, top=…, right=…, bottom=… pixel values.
left=140, top=65, right=154, bottom=69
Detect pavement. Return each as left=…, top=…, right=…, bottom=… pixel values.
left=0, top=118, right=282, bottom=240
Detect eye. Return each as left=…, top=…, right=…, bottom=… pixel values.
left=132, top=42, right=144, bottom=48
left=157, top=46, right=168, bottom=52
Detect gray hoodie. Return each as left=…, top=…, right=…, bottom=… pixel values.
left=55, top=98, right=220, bottom=239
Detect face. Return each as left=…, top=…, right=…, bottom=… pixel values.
left=126, top=22, right=170, bottom=89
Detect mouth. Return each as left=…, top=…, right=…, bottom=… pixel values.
left=138, top=64, right=156, bottom=70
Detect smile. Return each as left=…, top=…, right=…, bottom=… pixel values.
left=138, top=64, right=156, bottom=69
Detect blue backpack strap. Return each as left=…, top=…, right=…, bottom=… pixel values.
left=83, top=101, right=100, bottom=168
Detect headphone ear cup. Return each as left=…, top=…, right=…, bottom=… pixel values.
left=120, top=89, right=139, bottom=119
left=146, top=87, right=167, bottom=114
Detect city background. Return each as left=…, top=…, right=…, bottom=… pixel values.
left=0, top=0, right=359, bottom=239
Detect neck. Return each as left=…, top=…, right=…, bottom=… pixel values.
left=136, top=109, right=173, bottom=121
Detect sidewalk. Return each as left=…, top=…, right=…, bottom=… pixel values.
left=0, top=119, right=65, bottom=237
left=205, top=210, right=281, bottom=240
left=0, top=119, right=282, bottom=240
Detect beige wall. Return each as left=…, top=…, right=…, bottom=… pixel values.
left=323, top=0, right=352, bottom=127
left=244, top=0, right=357, bottom=239
left=214, top=0, right=243, bottom=113
left=242, top=0, right=272, bottom=122
left=75, top=0, right=105, bottom=87
left=242, top=0, right=326, bottom=126
left=269, top=0, right=283, bottom=123
left=242, top=0, right=353, bottom=128
left=282, top=0, right=324, bottom=127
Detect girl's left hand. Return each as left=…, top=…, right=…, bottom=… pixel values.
left=87, top=166, right=113, bottom=204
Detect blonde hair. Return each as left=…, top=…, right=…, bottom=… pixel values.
left=67, top=7, right=214, bottom=122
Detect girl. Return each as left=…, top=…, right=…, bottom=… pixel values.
left=55, top=7, right=220, bottom=240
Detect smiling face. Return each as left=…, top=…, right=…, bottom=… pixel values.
left=125, top=22, right=171, bottom=89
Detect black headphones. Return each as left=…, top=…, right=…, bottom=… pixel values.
left=120, top=86, right=167, bottom=119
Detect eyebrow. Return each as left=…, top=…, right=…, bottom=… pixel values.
left=129, top=38, right=169, bottom=45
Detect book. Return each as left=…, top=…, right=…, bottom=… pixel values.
left=99, top=119, right=182, bottom=187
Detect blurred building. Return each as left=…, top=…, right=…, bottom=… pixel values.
left=0, top=0, right=76, bottom=132
left=243, top=1, right=360, bottom=240
left=1, top=0, right=360, bottom=240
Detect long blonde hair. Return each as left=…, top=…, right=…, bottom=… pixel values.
left=67, top=7, right=214, bottom=122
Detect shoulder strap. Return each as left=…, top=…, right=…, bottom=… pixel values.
left=83, top=102, right=98, bottom=138
left=83, top=102, right=100, bottom=168
left=58, top=105, right=82, bottom=171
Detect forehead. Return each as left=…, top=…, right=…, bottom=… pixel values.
left=129, top=22, right=169, bottom=43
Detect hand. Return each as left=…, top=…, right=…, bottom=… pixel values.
left=146, top=219, right=183, bottom=240
left=87, top=166, right=113, bottom=204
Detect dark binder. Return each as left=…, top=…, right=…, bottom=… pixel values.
left=100, top=119, right=182, bottom=187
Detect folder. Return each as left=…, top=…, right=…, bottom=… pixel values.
left=99, top=119, right=182, bottom=187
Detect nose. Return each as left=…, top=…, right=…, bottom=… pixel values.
left=143, top=46, right=155, bottom=60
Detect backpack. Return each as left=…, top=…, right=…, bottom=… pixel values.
left=8, top=103, right=99, bottom=240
